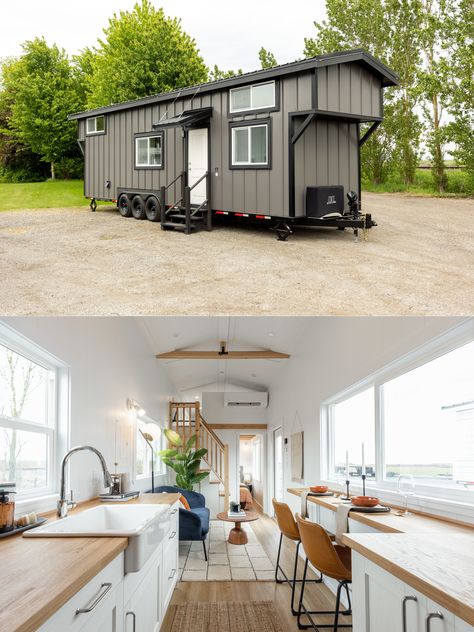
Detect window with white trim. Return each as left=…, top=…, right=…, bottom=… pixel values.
left=230, top=81, right=275, bottom=113
left=86, top=115, right=105, bottom=135
left=324, top=333, right=474, bottom=502
left=0, top=336, right=60, bottom=499
left=231, top=123, right=269, bottom=167
left=135, top=135, right=163, bottom=168
left=136, top=416, right=164, bottom=479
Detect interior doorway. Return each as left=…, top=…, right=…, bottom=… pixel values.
left=273, top=426, right=284, bottom=503
left=238, top=434, right=265, bottom=512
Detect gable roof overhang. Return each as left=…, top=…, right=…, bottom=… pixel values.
left=68, top=49, right=399, bottom=121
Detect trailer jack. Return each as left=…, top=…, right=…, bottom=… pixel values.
left=272, top=221, right=293, bottom=241
left=90, top=198, right=97, bottom=212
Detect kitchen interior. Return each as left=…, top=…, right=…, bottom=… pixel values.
left=0, top=316, right=473, bottom=632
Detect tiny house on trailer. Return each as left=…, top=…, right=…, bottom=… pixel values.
left=69, top=49, right=398, bottom=240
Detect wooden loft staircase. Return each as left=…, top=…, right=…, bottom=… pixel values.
left=169, top=402, right=229, bottom=510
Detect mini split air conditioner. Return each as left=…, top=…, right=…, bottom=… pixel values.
left=224, top=392, right=268, bottom=408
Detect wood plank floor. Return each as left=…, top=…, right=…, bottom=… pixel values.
left=162, top=511, right=352, bottom=631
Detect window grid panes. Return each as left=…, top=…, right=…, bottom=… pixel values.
left=0, top=342, right=56, bottom=496
left=230, top=81, right=275, bottom=113
left=86, top=116, right=105, bottom=134
left=232, top=124, right=268, bottom=166
left=326, top=339, right=474, bottom=499
left=135, top=136, right=162, bottom=167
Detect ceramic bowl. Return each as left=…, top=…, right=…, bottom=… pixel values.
left=351, top=496, right=379, bottom=507
left=309, top=485, right=329, bottom=493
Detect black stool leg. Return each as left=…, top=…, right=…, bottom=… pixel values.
left=290, top=541, right=301, bottom=614
left=202, top=539, right=207, bottom=561
left=297, top=557, right=309, bottom=629
left=275, top=533, right=284, bottom=583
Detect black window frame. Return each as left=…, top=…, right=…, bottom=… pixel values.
left=228, top=80, right=280, bottom=118
left=86, top=115, right=106, bottom=136
left=134, top=131, right=165, bottom=171
left=229, top=118, right=272, bottom=170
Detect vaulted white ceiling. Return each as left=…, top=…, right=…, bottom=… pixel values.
left=136, top=317, right=312, bottom=394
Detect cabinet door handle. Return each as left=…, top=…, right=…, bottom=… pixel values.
left=402, top=595, right=418, bottom=631
left=76, top=582, right=112, bottom=614
left=169, top=530, right=177, bottom=539
left=168, top=568, right=177, bottom=580
left=170, top=508, right=178, bottom=515
left=126, top=611, right=136, bottom=632
left=426, top=612, right=444, bottom=631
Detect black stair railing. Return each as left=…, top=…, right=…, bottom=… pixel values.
left=160, top=171, right=186, bottom=227
left=184, top=171, right=210, bottom=234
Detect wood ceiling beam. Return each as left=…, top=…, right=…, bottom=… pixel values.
left=156, top=350, right=290, bottom=360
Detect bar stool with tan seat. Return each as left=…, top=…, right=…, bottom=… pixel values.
left=272, top=499, right=322, bottom=615
left=296, top=514, right=352, bottom=631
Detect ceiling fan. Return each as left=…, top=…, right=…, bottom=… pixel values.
left=156, top=341, right=290, bottom=360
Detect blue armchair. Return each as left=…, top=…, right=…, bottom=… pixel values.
left=152, top=485, right=210, bottom=560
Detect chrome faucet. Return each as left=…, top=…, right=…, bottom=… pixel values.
left=57, top=445, right=113, bottom=518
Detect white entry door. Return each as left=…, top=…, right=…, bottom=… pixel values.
left=187, top=128, right=208, bottom=205
left=273, top=427, right=284, bottom=503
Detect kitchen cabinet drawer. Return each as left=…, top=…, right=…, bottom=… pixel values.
left=38, top=553, right=124, bottom=632
left=125, top=555, right=161, bottom=632
left=162, top=528, right=179, bottom=612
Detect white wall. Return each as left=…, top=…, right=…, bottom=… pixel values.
left=266, top=317, right=467, bottom=515
left=1, top=317, right=176, bottom=511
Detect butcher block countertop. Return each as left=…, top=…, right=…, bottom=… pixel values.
left=342, top=533, right=474, bottom=626
left=287, top=487, right=474, bottom=535
left=0, top=493, right=180, bottom=632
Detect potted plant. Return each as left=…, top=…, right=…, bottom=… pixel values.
left=158, top=429, right=209, bottom=491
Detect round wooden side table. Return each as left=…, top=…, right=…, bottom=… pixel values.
left=216, top=510, right=259, bottom=545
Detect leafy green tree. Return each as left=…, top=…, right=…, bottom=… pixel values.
left=85, top=0, right=208, bottom=108
left=158, top=430, right=209, bottom=491
left=258, top=47, right=278, bottom=69
left=208, top=65, right=243, bottom=81
left=0, top=38, right=84, bottom=179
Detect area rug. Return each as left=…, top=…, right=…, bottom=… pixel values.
left=179, top=520, right=275, bottom=581
left=169, top=601, right=285, bottom=632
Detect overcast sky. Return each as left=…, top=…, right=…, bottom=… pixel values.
left=1, top=0, right=327, bottom=71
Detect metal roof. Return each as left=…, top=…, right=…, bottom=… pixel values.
left=68, top=49, right=399, bottom=121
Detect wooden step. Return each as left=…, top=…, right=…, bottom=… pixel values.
left=169, top=213, right=205, bottom=222
left=209, top=480, right=222, bottom=485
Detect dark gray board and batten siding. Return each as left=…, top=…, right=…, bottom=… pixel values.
left=77, top=58, right=390, bottom=218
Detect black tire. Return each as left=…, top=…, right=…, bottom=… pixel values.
left=131, top=195, right=146, bottom=220
left=118, top=193, right=132, bottom=218
left=145, top=195, right=161, bottom=222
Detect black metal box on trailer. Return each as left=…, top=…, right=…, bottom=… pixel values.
left=306, top=185, right=344, bottom=218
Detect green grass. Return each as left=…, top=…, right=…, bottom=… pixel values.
left=362, top=168, right=473, bottom=197
left=0, top=179, right=109, bottom=211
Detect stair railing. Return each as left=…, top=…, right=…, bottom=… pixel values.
left=184, top=171, right=211, bottom=234
left=169, top=401, right=229, bottom=510
left=160, top=171, right=186, bottom=227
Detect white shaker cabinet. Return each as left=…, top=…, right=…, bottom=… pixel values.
left=352, top=552, right=471, bottom=632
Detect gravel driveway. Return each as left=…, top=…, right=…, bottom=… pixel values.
left=0, top=193, right=472, bottom=315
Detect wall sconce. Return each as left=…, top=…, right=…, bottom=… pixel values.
left=127, top=398, right=146, bottom=418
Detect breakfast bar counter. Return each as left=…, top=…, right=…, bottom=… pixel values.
left=0, top=493, right=180, bottom=632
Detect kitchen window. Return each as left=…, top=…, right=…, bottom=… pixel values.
left=86, top=115, right=105, bottom=135
left=230, top=122, right=270, bottom=168
left=323, top=326, right=474, bottom=506
left=0, top=327, right=65, bottom=500
left=135, top=134, right=163, bottom=169
left=229, top=81, right=276, bottom=113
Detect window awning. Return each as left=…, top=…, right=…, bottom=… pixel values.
left=152, top=107, right=212, bottom=129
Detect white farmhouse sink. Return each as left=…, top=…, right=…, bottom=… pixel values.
left=24, top=504, right=171, bottom=572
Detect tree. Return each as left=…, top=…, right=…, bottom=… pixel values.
left=85, top=1, right=208, bottom=108
left=0, top=38, right=85, bottom=179
left=259, top=47, right=278, bottom=69
left=208, top=65, right=243, bottom=81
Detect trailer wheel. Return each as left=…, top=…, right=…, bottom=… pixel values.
left=118, top=194, right=132, bottom=218
left=145, top=195, right=161, bottom=222
left=131, top=195, right=146, bottom=220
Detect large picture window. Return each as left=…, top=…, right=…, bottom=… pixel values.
left=135, top=134, right=163, bottom=169
left=231, top=122, right=270, bottom=168
left=230, top=81, right=276, bottom=113
left=0, top=336, right=59, bottom=499
left=323, top=330, right=474, bottom=505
